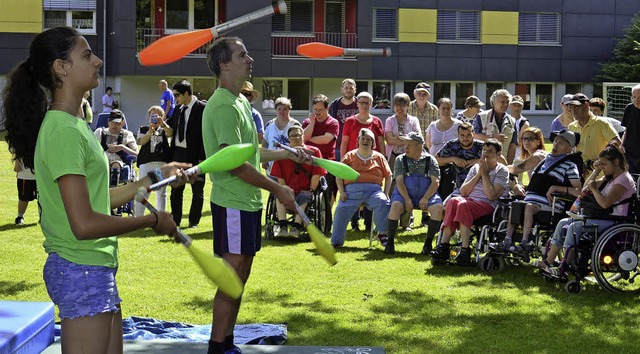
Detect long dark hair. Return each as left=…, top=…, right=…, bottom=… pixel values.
left=1, top=27, right=80, bottom=169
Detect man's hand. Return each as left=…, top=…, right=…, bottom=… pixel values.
left=492, top=133, right=507, bottom=143
left=288, top=146, right=314, bottom=165
left=452, top=157, right=466, bottom=168
left=274, top=184, right=297, bottom=213
left=153, top=211, right=178, bottom=239
left=404, top=199, right=414, bottom=213
left=107, top=145, right=124, bottom=153
left=418, top=196, right=429, bottom=210
left=339, top=190, right=348, bottom=202
left=159, top=162, right=194, bottom=188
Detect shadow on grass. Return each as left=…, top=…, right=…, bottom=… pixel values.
left=0, top=280, right=39, bottom=297
left=0, top=222, right=38, bottom=232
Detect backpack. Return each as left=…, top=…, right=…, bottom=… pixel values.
left=100, top=129, right=128, bottom=161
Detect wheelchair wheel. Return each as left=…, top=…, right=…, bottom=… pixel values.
left=478, top=254, right=505, bottom=272
left=312, top=189, right=332, bottom=236
left=591, top=224, right=640, bottom=293
left=264, top=193, right=277, bottom=240
left=565, top=280, right=583, bottom=294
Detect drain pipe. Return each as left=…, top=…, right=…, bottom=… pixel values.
left=102, top=1, right=107, bottom=90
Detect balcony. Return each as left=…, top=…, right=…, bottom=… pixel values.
left=271, top=32, right=357, bottom=58
left=136, top=28, right=213, bottom=57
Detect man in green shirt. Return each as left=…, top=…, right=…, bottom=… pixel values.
left=202, top=36, right=300, bottom=354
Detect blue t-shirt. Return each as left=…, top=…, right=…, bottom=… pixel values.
left=252, top=107, right=264, bottom=134
left=161, top=89, right=176, bottom=117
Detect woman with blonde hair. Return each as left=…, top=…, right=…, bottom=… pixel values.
left=509, top=126, right=547, bottom=193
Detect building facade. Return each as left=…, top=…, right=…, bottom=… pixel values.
left=1, top=0, right=640, bottom=135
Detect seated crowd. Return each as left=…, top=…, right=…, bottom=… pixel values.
left=266, top=87, right=635, bottom=279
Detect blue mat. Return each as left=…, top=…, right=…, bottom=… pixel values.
left=55, top=317, right=287, bottom=344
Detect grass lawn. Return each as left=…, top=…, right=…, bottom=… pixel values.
left=1, top=139, right=639, bottom=353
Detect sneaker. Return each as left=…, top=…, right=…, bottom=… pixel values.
left=431, top=243, right=450, bottom=262
left=188, top=223, right=198, bottom=229
left=377, top=233, right=388, bottom=247
left=489, top=239, right=512, bottom=252
left=277, top=225, right=288, bottom=237
left=14, top=216, right=24, bottom=225
left=289, top=226, right=300, bottom=238
left=455, top=247, right=473, bottom=266
left=541, top=266, right=566, bottom=279
left=351, top=222, right=360, bottom=231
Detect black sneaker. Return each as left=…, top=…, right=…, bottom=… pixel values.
left=350, top=222, right=360, bottom=231
left=510, top=241, right=534, bottom=255
left=431, top=243, right=450, bottom=263
left=455, top=247, right=473, bottom=266
left=15, top=216, right=24, bottom=225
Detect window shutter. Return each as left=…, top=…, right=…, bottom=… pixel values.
left=438, top=11, right=479, bottom=42
left=373, top=8, right=397, bottom=41
left=44, top=0, right=96, bottom=11
left=519, top=13, right=560, bottom=44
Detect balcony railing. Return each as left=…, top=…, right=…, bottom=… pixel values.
left=271, top=32, right=357, bottom=58
left=136, top=28, right=213, bottom=57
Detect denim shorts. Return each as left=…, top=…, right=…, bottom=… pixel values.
left=43, top=253, right=121, bottom=320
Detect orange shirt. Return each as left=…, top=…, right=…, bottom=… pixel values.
left=341, top=150, right=391, bottom=185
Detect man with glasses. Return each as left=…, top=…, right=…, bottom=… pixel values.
left=271, top=125, right=326, bottom=237
left=566, top=93, right=620, bottom=176
left=621, top=84, right=640, bottom=173
left=409, top=82, right=438, bottom=133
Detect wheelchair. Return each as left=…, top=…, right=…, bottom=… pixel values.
left=109, top=154, right=137, bottom=215
left=264, top=177, right=331, bottom=241
left=476, top=194, right=576, bottom=272
left=539, top=196, right=640, bottom=294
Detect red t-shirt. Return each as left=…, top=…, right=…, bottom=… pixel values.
left=342, top=115, right=384, bottom=154
left=270, top=145, right=327, bottom=193
left=301, top=115, right=339, bottom=160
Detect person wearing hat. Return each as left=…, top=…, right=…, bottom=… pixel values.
left=385, top=132, right=443, bottom=254
left=455, top=95, right=484, bottom=124
left=566, top=93, right=620, bottom=175
left=550, top=94, right=575, bottom=132
left=331, top=128, right=392, bottom=248
left=409, top=82, right=439, bottom=131
left=240, top=81, right=265, bottom=141
left=539, top=144, right=635, bottom=278
left=490, top=129, right=582, bottom=256
left=94, top=109, right=138, bottom=171
left=474, top=89, right=517, bottom=164
left=509, top=95, right=530, bottom=182
left=94, top=109, right=138, bottom=188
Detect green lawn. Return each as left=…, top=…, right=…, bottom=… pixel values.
left=1, top=140, right=639, bottom=353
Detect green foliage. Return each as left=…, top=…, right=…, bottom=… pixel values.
left=597, top=13, right=640, bottom=82
left=2, top=141, right=640, bottom=353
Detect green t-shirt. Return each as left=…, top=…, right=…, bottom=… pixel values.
left=36, top=110, right=117, bottom=267
left=202, top=88, right=262, bottom=211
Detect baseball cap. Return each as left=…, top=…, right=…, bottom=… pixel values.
left=398, top=132, right=425, bottom=145
left=109, top=109, right=124, bottom=123
left=561, top=94, right=574, bottom=105
left=414, top=82, right=431, bottom=93
left=464, top=95, right=485, bottom=108
left=510, top=95, right=524, bottom=106
left=551, top=129, right=580, bottom=147
left=565, top=93, right=590, bottom=106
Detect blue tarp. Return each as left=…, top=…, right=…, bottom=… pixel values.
left=55, top=317, right=287, bottom=345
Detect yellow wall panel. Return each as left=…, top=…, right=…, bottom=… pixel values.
left=398, top=8, right=437, bottom=43
left=481, top=11, right=518, bottom=45
left=0, top=0, right=43, bottom=33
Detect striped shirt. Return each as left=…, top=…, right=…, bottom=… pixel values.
left=524, top=154, right=580, bottom=207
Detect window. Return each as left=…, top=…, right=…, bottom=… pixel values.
left=515, top=83, right=553, bottom=111
left=437, top=10, right=480, bottom=42
left=566, top=83, right=582, bottom=95
left=519, top=13, right=561, bottom=45
left=272, top=0, right=313, bottom=33
left=433, top=83, right=451, bottom=104
left=355, top=81, right=392, bottom=110
left=373, top=8, right=397, bottom=41
left=44, top=0, right=96, bottom=34
left=166, top=0, right=189, bottom=29
left=261, top=79, right=310, bottom=111
left=433, top=82, right=475, bottom=109
left=404, top=81, right=421, bottom=101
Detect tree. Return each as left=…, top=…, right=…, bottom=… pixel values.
left=596, top=13, right=640, bottom=82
